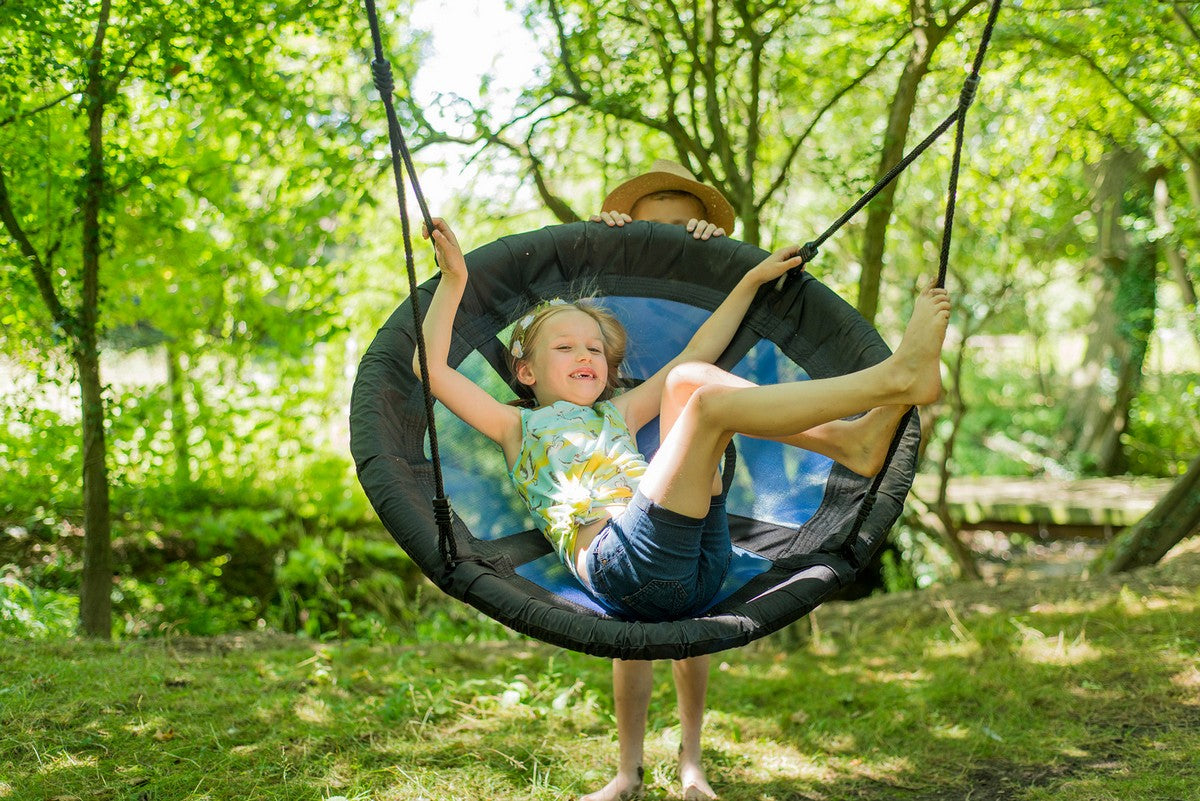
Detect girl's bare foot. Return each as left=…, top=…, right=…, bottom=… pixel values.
left=890, top=282, right=950, bottom=406
left=580, top=768, right=644, bottom=801
left=838, top=405, right=911, bottom=476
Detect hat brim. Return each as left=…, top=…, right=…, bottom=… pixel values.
left=602, top=171, right=736, bottom=233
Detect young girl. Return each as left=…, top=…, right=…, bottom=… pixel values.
left=416, top=217, right=949, bottom=796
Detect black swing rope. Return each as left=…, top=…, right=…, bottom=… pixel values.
left=361, top=0, right=1003, bottom=574
left=363, top=0, right=456, bottom=564
left=839, top=0, right=1003, bottom=555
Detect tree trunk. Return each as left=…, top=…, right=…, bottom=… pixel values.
left=75, top=346, right=113, bottom=637
left=1065, top=146, right=1158, bottom=475
left=1183, top=153, right=1200, bottom=209
left=1092, top=454, right=1200, bottom=574
left=858, top=6, right=948, bottom=324
left=1154, top=175, right=1197, bottom=310
left=931, top=328, right=981, bottom=580
left=859, top=43, right=929, bottom=321
left=77, top=0, right=114, bottom=638
left=857, top=0, right=988, bottom=322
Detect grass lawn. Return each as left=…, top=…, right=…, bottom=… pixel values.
left=2, top=545, right=1198, bottom=801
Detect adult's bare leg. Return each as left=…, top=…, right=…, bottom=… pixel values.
left=674, top=655, right=717, bottom=800
left=582, top=660, right=653, bottom=801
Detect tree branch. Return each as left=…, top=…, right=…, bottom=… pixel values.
left=1173, top=1, right=1200, bottom=46
left=546, top=0, right=588, bottom=99
left=0, top=90, right=77, bottom=128
left=1035, top=33, right=1200, bottom=165
left=756, top=30, right=909, bottom=215
left=943, top=0, right=985, bottom=35
left=111, top=35, right=154, bottom=89
left=702, top=0, right=737, bottom=193
left=409, top=103, right=583, bottom=223
left=0, top=165, right=72, bottom=327
left=738, top=3, right=763, bottom=216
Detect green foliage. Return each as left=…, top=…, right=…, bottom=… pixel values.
left=934, top=347, right=1198, bottom=480
left=886, top=520, right=959, bottom=590
left=0, top=399, right=82, bottom=516
left=1125, top=374, right=1200, bottom=477
left=2, top=0, right=1200, bottom=641
left=114, top=557, right=261, bottom=637
left=0, top=566, right=77, bottom=638
left=879, top=545, right=919, bottom=593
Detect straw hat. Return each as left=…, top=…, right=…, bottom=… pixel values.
left=601, top=159, right=736, bottom=233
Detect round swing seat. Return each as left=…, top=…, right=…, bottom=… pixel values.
left=350, top=221, right=920, bottom=661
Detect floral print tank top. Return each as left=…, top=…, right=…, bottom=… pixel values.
left=509, top=400, right=648, bottom=577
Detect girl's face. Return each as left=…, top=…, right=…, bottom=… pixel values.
left=516, top=309, right=609, bottom=406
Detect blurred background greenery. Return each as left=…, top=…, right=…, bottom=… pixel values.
left=1, top=0, right=1197, bottom=641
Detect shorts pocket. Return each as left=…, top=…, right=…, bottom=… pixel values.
left=622, top=579, right=691, bottom=621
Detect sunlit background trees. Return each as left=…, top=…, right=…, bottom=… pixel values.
left=2, top=0, right=1197, bottom=640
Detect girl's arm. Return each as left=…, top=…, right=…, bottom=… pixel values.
left=413, top=219, right=522, bottom=462
left=616, top=245, right=804, bottom=433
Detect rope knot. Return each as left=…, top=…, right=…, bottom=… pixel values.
left=371, top=58, right=395, bottom=97
left=959, top=74, right=980, bottom=108
left=433, top=496, right=454, bottom=528
left=799, top=242, right=818, bottom=263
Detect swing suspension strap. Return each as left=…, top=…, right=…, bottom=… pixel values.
left=836, top=0, right=1003, bottom=561
left=786, top=0, right=1004, bottom=292
left=364, top=0, right=457, bottom=565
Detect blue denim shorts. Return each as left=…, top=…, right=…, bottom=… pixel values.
left=584, top=489, right=732, bottom=622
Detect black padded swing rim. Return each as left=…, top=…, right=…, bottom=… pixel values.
left=351, top=0, right=1003, bottom=660
left=350, top=222, right=919, bottom=661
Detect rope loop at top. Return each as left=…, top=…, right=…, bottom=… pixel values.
left=371, top=58, right=395, bottom=98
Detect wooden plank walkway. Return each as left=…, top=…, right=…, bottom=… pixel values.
left=910, top=475, right=1176, bottom=539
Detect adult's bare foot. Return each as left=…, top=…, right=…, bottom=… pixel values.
left=580, top=768, right=644, bottom=801
left=891, top=282, right=950, bottom=407
left=679, top=756, right=717, bottom=800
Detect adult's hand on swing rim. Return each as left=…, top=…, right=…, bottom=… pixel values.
left=589, top=211, right=634, bottom=227
left=686, top=218, right=726, bottom=240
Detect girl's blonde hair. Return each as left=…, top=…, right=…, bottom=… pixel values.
left=505, top=298, right=628, bottom=402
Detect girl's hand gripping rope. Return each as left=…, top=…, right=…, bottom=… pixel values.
left=423, top=218, right=467, bottom=283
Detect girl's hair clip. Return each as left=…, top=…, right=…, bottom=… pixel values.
left=510, top=298, right=571, bottom=360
